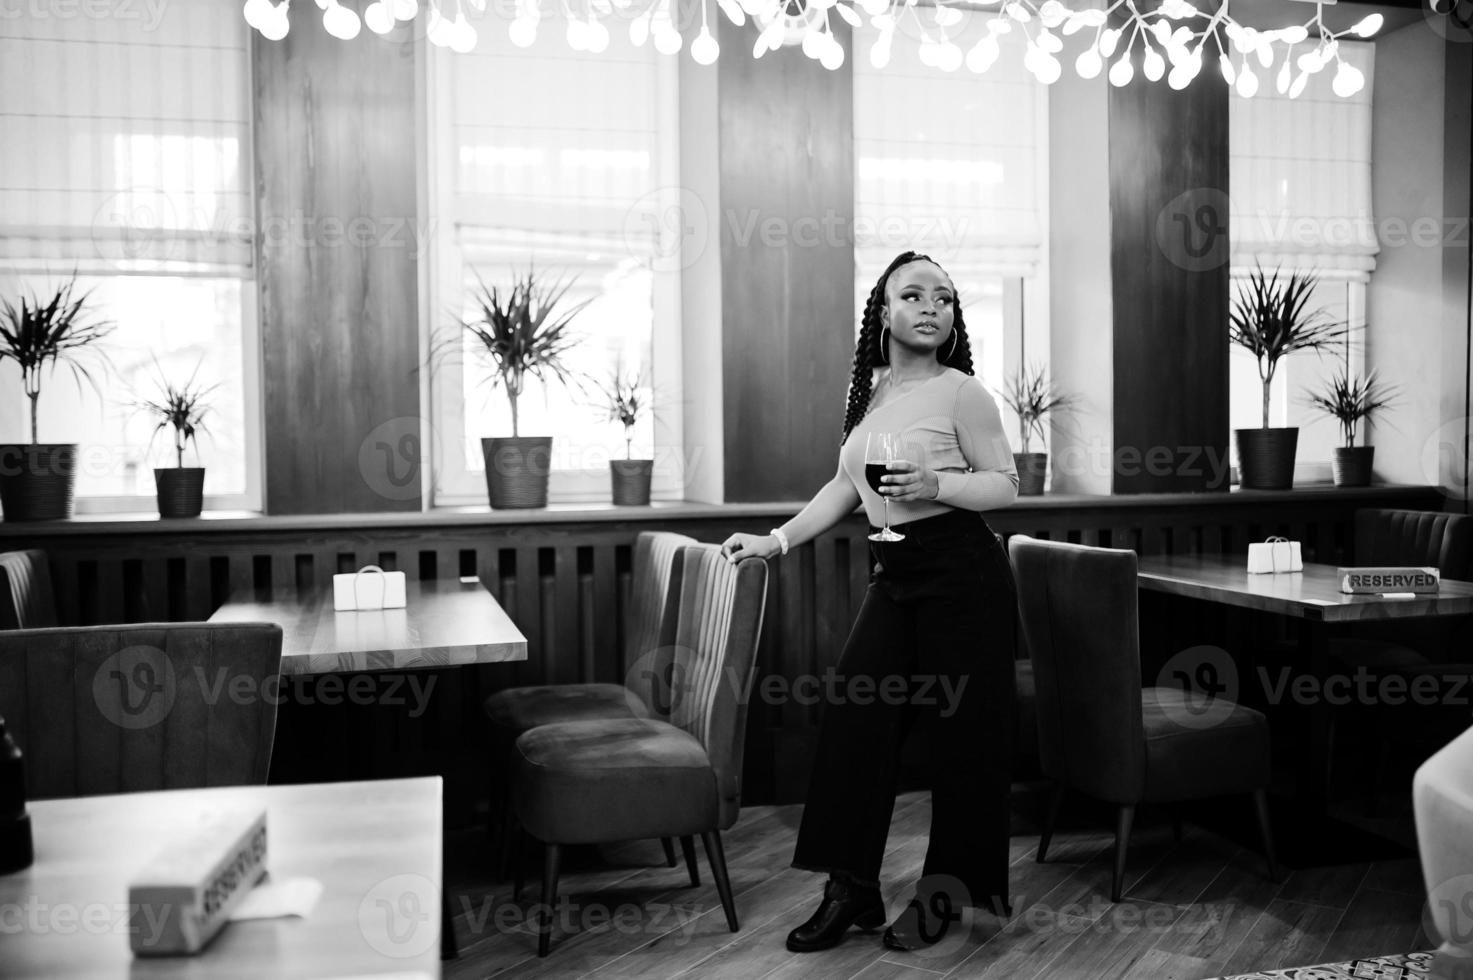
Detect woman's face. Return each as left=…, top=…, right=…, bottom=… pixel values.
left=881, top=260, right=956, bottom=359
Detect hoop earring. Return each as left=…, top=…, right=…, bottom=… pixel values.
left=879, top=326, right=890, bottom=364
left=944, top=330, right=959, bottom=362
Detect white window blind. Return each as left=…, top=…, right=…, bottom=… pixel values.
left=853, top=17, right=1045, bottom=283
left=0, top=0, right=252, bottom=275
left=1230, top=41, right=1377, bottom=281
left=428, top=23, right=681, bottom=505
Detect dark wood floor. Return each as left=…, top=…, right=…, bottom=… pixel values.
left=442, top=788, right=1433, bottom=980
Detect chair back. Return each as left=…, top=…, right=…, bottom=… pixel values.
left=1414, top=724, right=1473, bottom=960
left=0, top=549, right=58, bottom=630
left=0, top=622, right=283, bottom=799
left=1009, top=535, right=1146, bottom=803
left=666, top=545, right=768, bottom=828
left=625, top=531, right=697, bottom=720
left=1354, top=508, right=1472, bottom=578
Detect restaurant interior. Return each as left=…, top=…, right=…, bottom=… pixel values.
left=1, top=0, right=1472, bottom=975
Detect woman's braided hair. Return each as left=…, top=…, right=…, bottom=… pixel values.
left=840, top=250, right=975, bottom=445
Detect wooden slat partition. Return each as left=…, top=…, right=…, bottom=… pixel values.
left=0, top=486, right=1445, bottom=810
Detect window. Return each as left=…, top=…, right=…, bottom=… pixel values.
left=852, top=15, right=1047, bottom=425
left=425, top=20, right=683, bottom=505
left=1229, top=41, right=1375, bottom=479
left=0, top=0, right=260, bottom=511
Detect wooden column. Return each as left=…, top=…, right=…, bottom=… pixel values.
left=1108, top=37, right=1231, bottom=494
left=717, top=20, right=856, bottom=502
left=252, top=24, right=421, bottom=514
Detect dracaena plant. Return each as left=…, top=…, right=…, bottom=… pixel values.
left=0, top=276, right=114, bottom=444
left=1002, top=363, right=1073, bottom=454
left=1229, top=263, right=1347, bottom=429
left=1305, top=368, right=1397, bottom=449
left=139, top=359, right=217, bottom=468
left=590, top=365, right=650, bottom=460
left=437, top=267, right=592, bottom=437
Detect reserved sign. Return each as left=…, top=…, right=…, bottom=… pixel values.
left=1337, top=566, right=1441, bottom=594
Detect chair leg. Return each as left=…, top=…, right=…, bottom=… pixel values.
left=701, top=830, right=739, bottom=932
left=1251, top=790, right=1281, bottom=882
left=679, top=835, right=700, bottom=886
left=1111, top=805, right=1135, bottom=903
left=1037, top=782, right=1066, bottom=863
left=537, top=843, right=562, bottom=958
left=661, top=837, right=678, bottom=868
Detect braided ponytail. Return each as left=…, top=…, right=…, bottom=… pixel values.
left=840, top=251, right=976, bottom=445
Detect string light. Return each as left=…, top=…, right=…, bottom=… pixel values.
left=243, top=0, right=1379, bottom=97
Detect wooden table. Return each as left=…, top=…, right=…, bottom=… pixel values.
left=1136, top=554, right=1473, bottom=837
left=209, top=578, right=527, bottom=675
left=2, top=777, right=443, bottom=979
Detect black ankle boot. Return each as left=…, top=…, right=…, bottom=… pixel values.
left=882, top=894, right=1010, bottom=952
left=785, top=875, right=886, bottom=953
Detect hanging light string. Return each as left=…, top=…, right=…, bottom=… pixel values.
left=241, top=0, right=1383, bottom=97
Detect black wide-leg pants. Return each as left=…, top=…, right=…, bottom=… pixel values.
left=790, top=508, right=1017, bottom=905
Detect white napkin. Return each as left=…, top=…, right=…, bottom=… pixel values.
left=229, top=876, right=324, bottom=921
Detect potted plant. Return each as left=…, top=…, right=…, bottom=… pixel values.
left=592, top=365, right=654, bottom=505
left=139, top=361, right=216, bottom=517
left=0, top=277, right=113, bottom=521
left=1229, top=263, right=1346, bottom=490
left=1305, top=367, right=1396, bottom=488
left=1001, top=364, right=1072, bottom=496
left=455, top=268, right=590, bottom=509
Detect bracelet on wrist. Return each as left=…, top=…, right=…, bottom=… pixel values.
left=769, top=528, right=790, bottom=556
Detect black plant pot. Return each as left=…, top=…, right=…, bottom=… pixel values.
left=610, top=459, right=653, bottom=506
left=1235, top=427, right=1298, bottom=490
left=0, top=444, right=77, bottom=521
left=1015, top=452, right=1047, bottom=496
left=155, top=468, right=205, bottom=518
left=482, top=436, right=552, bottom=509
left=1332, top=446, right=1374, bottom=488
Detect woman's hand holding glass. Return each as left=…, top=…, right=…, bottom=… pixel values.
left=876, top=459, right=939, bottom=502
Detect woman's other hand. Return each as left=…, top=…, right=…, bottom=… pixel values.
left=879, top=460, right=939, bottom=501
left=720, top=532, right=782, bottom=564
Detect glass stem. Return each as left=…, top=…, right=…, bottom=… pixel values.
left=883, top=496, right=890, bottom=530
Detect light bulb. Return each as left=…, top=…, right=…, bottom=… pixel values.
left=260, top=6, right=289, bottom=38
left=364, top=1, right=394, bottom=34
left=1255, top=39, right=1273, bottom=69
left=691, top=26, right=718, bottom=63
left=1276, top=58, right=1291, bottom=94
left=966, top=35, right=999, bottom=72
left=427, top=9, right=454, bottom=45
left=937, top=41, right=963, bottom=71
left=1332, top=59, right=1364, bottom=97
left=629, top=13, right=649, bottom=45
left=859, top=0, right=887, bottom=15
left=1236, top=64, right=1258, bottom=97
left=1108, top=54, right=1133, bottom=86
left=1036, top=28, right=1061, bottom=53
left=1075, top=47, right=1102, bottom=79
left=566, top=18, right=586, bottom=50
left=392, top=0, right=417, bottom=19
left=1278, top=24, right=1308, bottom=44
left=1167, top=54, right=1199, bottom=90
left=1289, top=70, right=1308, bottom=98
left=716, top=0, right=745, bottom=24
left=1098, top=27, right=1119, bottom=57
left=1038, top=0, right=1065, bottom=27
left=801, top=28, right=824, bottom=59
left=918, top=39, right=941, bottom=67
left=1297, top=49, right=1322, bottom=73
left=1218, top=53, right=1235, bottom=85
left=1004, top=1, right=1029, bottom=21
left=451, top=16, right=478, bottom=52
left=1143, top=46, right=1165, bottom=81
left=654, top=25, right=682, bottom=54
left=820, top=36, right=845, bottom=69
left=870, top=34, right=892, bottom=68
left=1351, top=13, right=1382, bottom=37
left=586, top=18, right=609, bottom=52
left=1032, top=51, right=1061, bottom=83
left=322, top=2, right=360, bottom=39
left=509, top=15, right=538, bottom=46
left=243, top=0, right=270, bottom=31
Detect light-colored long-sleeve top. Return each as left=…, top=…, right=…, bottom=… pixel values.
left=840, top=367, right=1018, bottom=527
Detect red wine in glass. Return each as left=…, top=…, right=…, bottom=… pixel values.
left=864, top=432, right=905, bottom=542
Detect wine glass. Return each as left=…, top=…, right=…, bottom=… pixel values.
left=865, top=431, right=906, bottom=542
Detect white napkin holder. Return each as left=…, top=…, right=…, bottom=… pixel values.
left=332, top=565, right=406, bottom=611
left=1247, top=536, right=1303, bottom=574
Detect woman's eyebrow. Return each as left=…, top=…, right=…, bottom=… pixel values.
left=900, top=283, right=954, bottom=292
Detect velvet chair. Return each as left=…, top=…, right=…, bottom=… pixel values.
left=0, top=622, right=283, bottom=799
left=1008, top=535, right=1278, bottom=902
left=510, top=545, right=768, bottom=956
left=484, top=531, right=696, bottom=871
left=1413, top=724, right=1473, bottom=976
left=0, top=549, right=58, bottom=630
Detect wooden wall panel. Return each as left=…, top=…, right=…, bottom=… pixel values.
left=252, top=26, right=422, bottom=514
left=1108, top=42, right=1231, bottom=494
left=718, top=20, right=856, bottom=502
